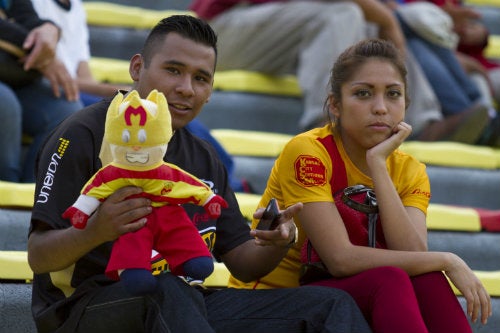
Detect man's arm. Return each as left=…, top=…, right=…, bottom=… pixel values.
left=7, top=0, right=60, bottom=70
left=352, top=0, right=406, bottom=54
left=76, top=61, right=131, bottom=97
left=220, top=203, right=302, bottom=282
left=28, top=186, right=151, bottom=274
left=22, top=22, right=60, bottom=70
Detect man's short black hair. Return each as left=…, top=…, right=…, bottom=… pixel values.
left=142, top=15, right=218, bottom=67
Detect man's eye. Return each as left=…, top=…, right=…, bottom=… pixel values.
left=195, top=75, right=208, bottom=82
left=166, top=67, right=179, bottom=74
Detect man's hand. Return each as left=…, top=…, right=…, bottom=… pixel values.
left=86, top=186, right=152, bottom=244
left=220, top=202, right=303, bottom=282
left=441, top=1, right=481, bottom=31
left=29, top=186, right=151, bottom=274
left=23, top=22, right=59, bottom=71
left=40, top=58, right=79, bottom=101
left=458, top=21, right=488, bottom=46
left=251, top=202, right=303, bottom=248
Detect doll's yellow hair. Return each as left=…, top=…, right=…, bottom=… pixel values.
left=104, top=90, right=172, bottom=147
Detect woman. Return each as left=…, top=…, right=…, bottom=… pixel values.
left=228, top=39, right=491, bottom=332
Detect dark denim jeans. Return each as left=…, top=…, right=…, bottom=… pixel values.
left=397, top=14, right=481, bottom=116
left=0, top=79, right=82, bottom=182
left=206, top=286, right=372, bottom=333
left=55, top=273, right=371, bottom=333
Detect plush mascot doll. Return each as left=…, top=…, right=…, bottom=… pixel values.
left=62, top=89, right=228, bottom=295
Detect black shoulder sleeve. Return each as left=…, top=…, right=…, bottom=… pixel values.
left=6, top=0, right=56, bottom=31
left=31, top=102, right=108, bottom=233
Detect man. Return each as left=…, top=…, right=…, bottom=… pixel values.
left=27, top=15, right=371, bottom=332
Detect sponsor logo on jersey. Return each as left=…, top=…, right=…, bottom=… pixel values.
left=294, top=155, right=327, bottom=186
left=36, top=138, right=69, bottom=203
left=410, top=188, right=431, bottom=199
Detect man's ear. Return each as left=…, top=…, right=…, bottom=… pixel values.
left=129, top=54, right=143, bottom=82
left=207, top=80, right=214, bottom=103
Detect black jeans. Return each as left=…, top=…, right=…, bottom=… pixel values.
left=57, top=273, right=371, bottom=333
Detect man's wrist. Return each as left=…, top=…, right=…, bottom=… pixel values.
left=44, top=21, right=62, bottom=41
left=284, top=224, right=298, bottom=248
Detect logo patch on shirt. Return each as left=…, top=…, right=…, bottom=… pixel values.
left=294, top=155, right=327, bottom=187
left=36, top=137, right=70, bottom=204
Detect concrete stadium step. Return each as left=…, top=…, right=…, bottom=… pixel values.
left=428, top=231, right=500, bottom=271
left=0, top=208, right=31, bottom=251
left=426, top=166, right=500, bottom=210
left=198, top=92, right=302, bottom=136
left=0, top=282, right=36, bottom=333
left=82, top=0, right=192, bottom=11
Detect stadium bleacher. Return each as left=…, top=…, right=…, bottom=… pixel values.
left=2, top=0, right=500, bottom=332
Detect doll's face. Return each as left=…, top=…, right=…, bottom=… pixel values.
left=111, top=143, right=167, bottom=167
left=105, top=90, right=172, bottom=168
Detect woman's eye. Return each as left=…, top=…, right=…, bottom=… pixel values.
left=355, top=90, right=370, bottom=98
left=388, top=90, right=402, bottom=98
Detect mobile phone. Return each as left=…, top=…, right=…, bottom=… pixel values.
left=256, top=198, right=281, bottom=230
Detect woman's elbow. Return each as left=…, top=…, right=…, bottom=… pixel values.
left=324, top=254, right=358, bottom=278
left=327, top=264, right=354, bottom=278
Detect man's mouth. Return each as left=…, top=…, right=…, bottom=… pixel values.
left=169, top=103, right=191, bottom=112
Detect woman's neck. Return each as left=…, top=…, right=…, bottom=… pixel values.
left=335, top=127, right=370, bottom=176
